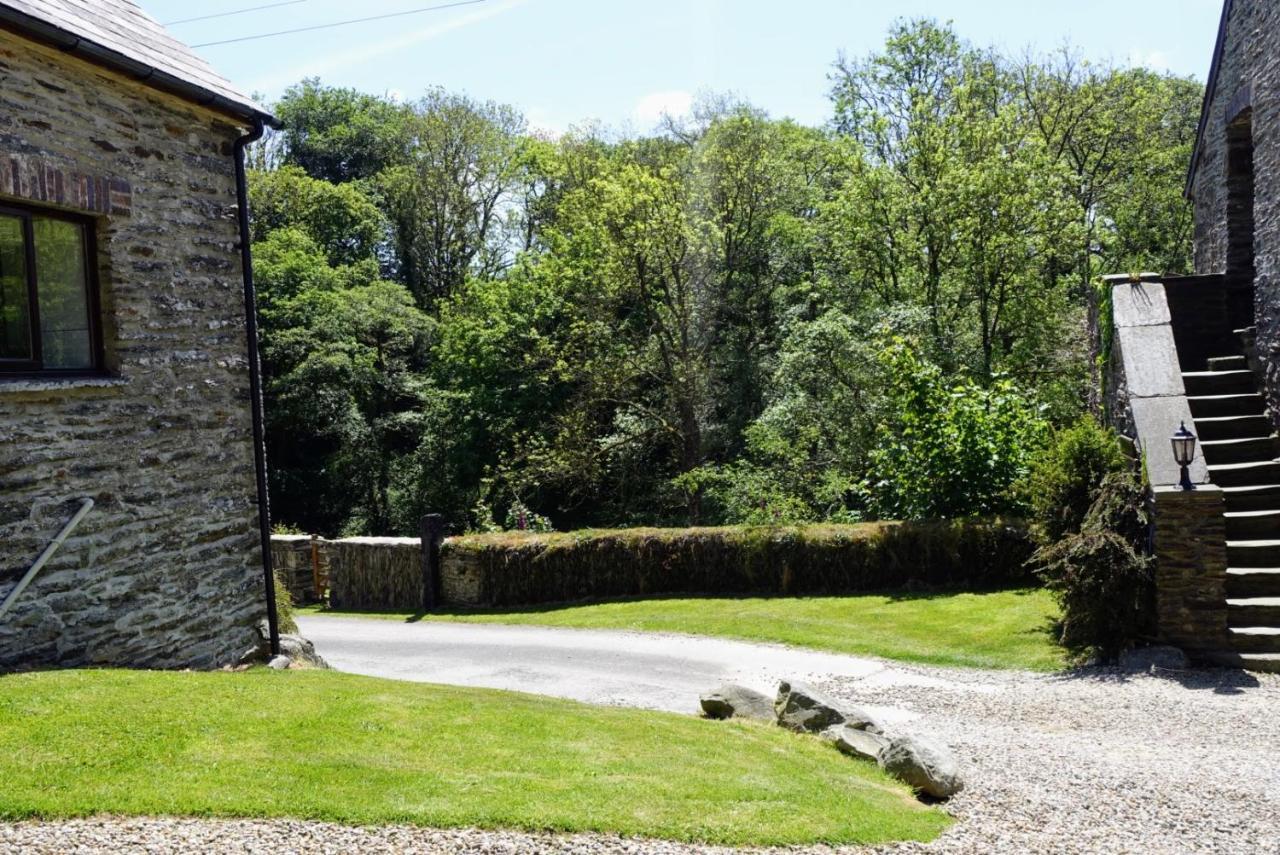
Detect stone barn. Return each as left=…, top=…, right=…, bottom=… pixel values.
left=0, top=1, right=281, bottom=668
left=1102, top=0, right=1280, bottom=669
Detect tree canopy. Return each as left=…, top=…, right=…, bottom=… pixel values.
left=251, top=20, right=1202, bottom=536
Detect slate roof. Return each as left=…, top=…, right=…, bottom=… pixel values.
left=0, top=0, right=275, bottom=125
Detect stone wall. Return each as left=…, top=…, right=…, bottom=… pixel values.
left=1192, top=0, right=1280, bottom=419
left=0, top=33, right=265, bottom=668
left=270, top=535, right=328, bottom=604
left=326, top=538, right=423, bottom=612
left=1152, top=487, right=1231, bottom=652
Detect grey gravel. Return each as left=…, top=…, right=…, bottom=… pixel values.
left=3, top=663, right=1277, bottom=854
left=826, top=662, right=1280, bottom=854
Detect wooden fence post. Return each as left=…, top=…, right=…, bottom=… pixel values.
left=420, top=514, right=445, bottom=611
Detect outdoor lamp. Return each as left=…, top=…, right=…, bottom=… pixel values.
left=1172, top=421, right=1198, bottom=492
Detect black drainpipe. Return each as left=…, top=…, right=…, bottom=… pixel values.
left=233, top=118, right=280, bottom=657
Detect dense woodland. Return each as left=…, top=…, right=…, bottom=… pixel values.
left=250, top=20, right=1203, bottom=537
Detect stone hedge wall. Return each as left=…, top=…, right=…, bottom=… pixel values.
left=0, top=33, right=265, bottom=669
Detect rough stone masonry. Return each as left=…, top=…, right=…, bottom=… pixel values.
left=1191, top=0, right=1280, bottom=416
left=0, top=32, right=266, bottom=668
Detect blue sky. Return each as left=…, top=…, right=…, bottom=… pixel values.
left=140, top=0, right=1225, bottom=133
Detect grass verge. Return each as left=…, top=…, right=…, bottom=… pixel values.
left=0, top=669, right=948, bottom=847
left=303, top=588, right=1063, bottom=672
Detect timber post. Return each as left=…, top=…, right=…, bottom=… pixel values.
left=420, top=514, right=445, bottom=612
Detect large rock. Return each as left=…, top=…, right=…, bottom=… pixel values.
left=878, top=735, right=964, bottom=799
left=241, top=622, right=330, bottom=670
left=700, top=684, right=775, bottom=721
left=774, top=680, right=880, bottom=733
left=823, top=724, right=891, bottom=761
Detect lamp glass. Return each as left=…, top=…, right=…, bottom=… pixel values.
left=1171, top=423, right=1197, bottom=467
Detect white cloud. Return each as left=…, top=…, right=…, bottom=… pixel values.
left=1128, top=49, right=1172, bottom=72
left=632, top=90, right=694, bottom=126
left=250, top=0, right=528, bottom=94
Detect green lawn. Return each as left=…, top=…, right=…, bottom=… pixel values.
left=304, top=588, right=1063, bottom=671
left=0, top=669, right=948, bottom=847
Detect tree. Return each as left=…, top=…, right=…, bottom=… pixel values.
left=274, top=79, right=412, bottom=184
left=376, top=89, right=527, bottom=307
left=249, top=166, right=387, bottom=267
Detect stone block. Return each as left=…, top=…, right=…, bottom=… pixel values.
left=1117, top=323, right=1187, bottom=397
left=1130, top=397, right=1209, bottom=487
left=1111, top=281, right=1172, bottom=328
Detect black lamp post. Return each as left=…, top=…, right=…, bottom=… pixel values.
left=1172, top=421, right=1198, bottom=491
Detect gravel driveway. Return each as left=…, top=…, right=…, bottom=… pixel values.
left=3, top=638, right=1278, bottom=854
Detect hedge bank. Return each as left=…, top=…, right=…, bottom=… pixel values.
left=440, top=519, right=1034, bottom=607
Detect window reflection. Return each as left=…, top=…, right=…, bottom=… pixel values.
left=0, top=215, right=32, bottom=362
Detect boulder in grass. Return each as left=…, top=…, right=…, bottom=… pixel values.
left=699, top=684, right=775, bottom=721
left=774, top=680, right=880, bottom=733
left=878, top=735, right=964, bottom=799
left=823, top=724, right=891, bottom=761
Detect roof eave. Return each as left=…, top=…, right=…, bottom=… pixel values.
left=1186, top=0, right=1234, bottom=199
left=0, top=6, right=279, bottom=129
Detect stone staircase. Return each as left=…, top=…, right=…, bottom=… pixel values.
left=1185, top=344, right=1280, bottom=671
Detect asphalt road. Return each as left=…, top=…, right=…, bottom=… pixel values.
left=298, top=615, right=979, bottom=718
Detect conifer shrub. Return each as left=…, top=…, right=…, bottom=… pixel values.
left=1033, top=469, right=1155, bottom=660
left=1023, top=415, right=1128, bottom=543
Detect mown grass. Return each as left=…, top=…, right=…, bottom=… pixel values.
left=0, top=669, right=947, bottom=847
left=303, top=588, right=1063, bottom=672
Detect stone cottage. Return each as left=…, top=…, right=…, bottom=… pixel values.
left=0, top=1, right=281, bottom=668
left=1103, top=0, right=1279, bottom=669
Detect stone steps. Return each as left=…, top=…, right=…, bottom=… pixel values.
left=1183, top=370, right=1258, bottom=396
left=1220, top=483, right=1280, bottom=513
left=1189, top=393, right=1268, bottom=418
left=1195, top=414, right=1274, bottom=441
left=1225, top=510, right=1280, bottom=540
left=1227, top=539, right=1280, bottom=567
left=1201, top=436, right=1280, bottom=465
left=1202, top=651, right=1280, bottom=673
left=1208, top=355, right=1249, bottom=372
left=1209, top=460, right=1280, bottom=487
left=1226, top=567, right=1280, bottom=598
left=1227, top=597, right=1280, bottom=626
left=1228, top=626, right=1280, bottom=653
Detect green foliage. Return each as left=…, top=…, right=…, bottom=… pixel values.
left=250, top=22, right=1203, bottom=536
left=1034, top=470, right=1155, bottom=660
left=273, top=573, right=299, bottom=634
left=442, top=520, right=1035, bottom=607
left=249, top=166, right=386, bottom=267
left=862, top=339, right=1048, bottom=520
left=1024, top=416, right=1128, bottom=542
left=273, top=79, right=412, bottom=183
left=503, top=499, right=554, bottom=533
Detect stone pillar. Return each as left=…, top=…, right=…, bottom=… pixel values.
left=1152, top=486, right=1230, bottom=652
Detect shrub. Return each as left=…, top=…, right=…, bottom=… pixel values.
left=862, top=338, right=1048, bottom=521
left=1033, top=470, right=1154, bottom=660
left=274, top=572, right=299, bottom=634
left=1024, top=416, right=1127, bottom=543
left=442, top=520, right=1035, bottom=607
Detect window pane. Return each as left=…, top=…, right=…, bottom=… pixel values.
left=33, top=217, right=92, bottom=370
left=0, top=215, right=32, bottom=361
